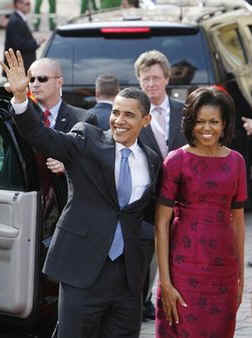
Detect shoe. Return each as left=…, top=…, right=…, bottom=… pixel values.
left=143, top=299, right=155, bottom=321
left=247, top=260, right=252, bottom=267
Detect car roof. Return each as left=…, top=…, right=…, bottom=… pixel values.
left=56, top=0, right=251, bottom=31
left=57, top=19, right=198, bottom=31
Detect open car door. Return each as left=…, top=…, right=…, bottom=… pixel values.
left=202, top=10, right=252, bottom=109
left=0, top=99, right=41, bottom=323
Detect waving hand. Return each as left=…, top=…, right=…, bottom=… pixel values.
left=0, top=49, right=29, bottom=103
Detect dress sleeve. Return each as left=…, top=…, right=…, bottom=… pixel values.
left=158, top=149, right=182, bottom=207
left=231, top=153, right=248, bottom=209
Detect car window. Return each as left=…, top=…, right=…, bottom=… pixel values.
left=46, top=30, right=210, bottom=86
left=0, top=122, right=25, bottom=190
left=217, top=24, right=247, bottom=65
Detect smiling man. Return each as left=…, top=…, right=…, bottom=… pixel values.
left=1, top=49, right=161, bottom=338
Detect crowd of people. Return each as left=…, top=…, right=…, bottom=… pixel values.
left=0, top=2, right=251, bottom=337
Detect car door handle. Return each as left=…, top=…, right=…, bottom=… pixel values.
left=0, top=224, right=19, bottom=249
left=0, top=223, right=18, bottom=238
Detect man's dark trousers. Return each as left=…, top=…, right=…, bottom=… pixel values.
left=57, top=256, right=142, bottom=338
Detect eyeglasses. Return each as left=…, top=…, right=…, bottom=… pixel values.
left=29, top=76, right=60, bottom=83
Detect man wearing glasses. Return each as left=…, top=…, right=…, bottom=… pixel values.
left=27, top=57, right=97, bottom=212
left=3, top=0, right=45, bottom=73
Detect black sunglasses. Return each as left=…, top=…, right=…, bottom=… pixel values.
left=29, top=76, right=60, bottom=83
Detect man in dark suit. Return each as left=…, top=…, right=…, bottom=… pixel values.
left=28, top=57, right=97, bottom=211
left=3, top=48, right=161, bottom=338
left=89, top=74, right=120, bottom=130
left=135, top=50, right=187, bottom=321
left=4, top=0, right=45, bottom=73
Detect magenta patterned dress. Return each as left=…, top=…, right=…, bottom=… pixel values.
left=156, top=148, right=247, bottom=338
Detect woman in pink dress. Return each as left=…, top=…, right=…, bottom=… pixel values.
left=155, top=87, right=247, bottom=338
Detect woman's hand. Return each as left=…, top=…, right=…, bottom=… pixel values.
left=46, top=158, right=65, bottom=174
left=160, top=282, right=187, bottom=326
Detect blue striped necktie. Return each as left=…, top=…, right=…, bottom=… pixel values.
left=108, top=148, right=132, bottom=261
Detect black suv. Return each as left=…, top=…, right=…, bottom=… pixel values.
left=42, top=7, right=220, bottom=109
left=42, top=2, right=252, bottom=201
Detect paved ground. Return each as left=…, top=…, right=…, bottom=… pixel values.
left=140, top=212, right=252, bottom=337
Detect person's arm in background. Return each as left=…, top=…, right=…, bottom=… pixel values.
left=241, top=116, right=252, bottom=135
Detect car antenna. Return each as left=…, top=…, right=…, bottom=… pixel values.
left=178, top=0, right=182, bottom=22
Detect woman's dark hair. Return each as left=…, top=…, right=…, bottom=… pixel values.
left=182, top=86, right=235, bottom=146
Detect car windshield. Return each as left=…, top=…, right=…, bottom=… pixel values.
left=46, top=29, right=211, bottom=86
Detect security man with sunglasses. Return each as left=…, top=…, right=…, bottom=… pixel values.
left=27, top=57, right=97, bottom=212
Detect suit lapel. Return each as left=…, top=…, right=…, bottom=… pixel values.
left=140, top=142, right=158, bottom=185
left=140, top=125, right=162, bottom=159
left=126, top=141, right=160, bottom=210
left=96, top=130, right=118, bottom=206
left=54, top=102, right=72, bottom=132
left=168, top=98, right=180, bottom=149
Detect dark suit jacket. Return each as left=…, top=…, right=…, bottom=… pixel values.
left=31, top=100, right=98, bottom=132
left=15, top=104, right=161, bottom=294
left=139, top=97, right=187, bottom=239
left=30, top=99, right=98, bottom=211
left=88, top=102, right=112, bottom=130
left=139, top=97, right=187, bottom=160
left=4, top=12, right=39, bottom=72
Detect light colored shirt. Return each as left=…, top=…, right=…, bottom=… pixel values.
left=38, top=99, right=62, bottom=128
left=150, top=95, right=170, bottom=158
left=97, top=100, right=113, bottom=105
left=11, top=98, right=28, bottom=114
left=115, top=142, right=150, bottom=204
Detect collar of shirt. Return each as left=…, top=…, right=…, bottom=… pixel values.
left=97, top=100, right=113, bottom=105
left=115, top=141, right=150, bottom=204
left=115, top=141, right=138, bottom=160
left=150, top=95, right=170, bottom=115
left=16, top=10, right=27, bottom=21
left=39, top=99, right=62, bottom=128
